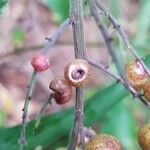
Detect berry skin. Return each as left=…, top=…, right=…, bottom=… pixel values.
left=64, top=59, right=89, bottom=87
left=143, top=81, right=150, bottom=102
left=49, top=78, right=72, bottom=105
left=137, top=124, right=150, bottom=150
left=31, top=54, right=50, bottom=72
left=125, top=60, right=148, bottom=91
left=85, top=134, right=122, bottom=150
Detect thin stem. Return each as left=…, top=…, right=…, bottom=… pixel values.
left=19, top=18, right=72, bottom=150
left=34, top=95, right=52, bottom=132
left=19, top=71, right=37, bottom=150
left=68, top=0, right=86, bottom=149
left=84, top=54, right=150, bottom=108
left=88, top=0, right=125, bottom=81
left=95, top=0, right=150, bottom=76
left=42, top=18, right=72, bottom=54
left=87, top=0, right=150, bottom=108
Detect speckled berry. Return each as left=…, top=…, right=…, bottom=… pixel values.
left=85, top=134, right=122, bottom=150
left=49, top=78, right=72, bottom=105
left=31, top=54, right=49, bottom=72
left=137, top=124, right=150, bottom=150
left=64, top=59, right=90, bottom=87
left=125, top=60, right=148, bottom=91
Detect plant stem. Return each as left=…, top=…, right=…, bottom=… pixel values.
left=87, top=0, right=150, bottom=108
left=68, top=0, right=86, bottom=149
left=19, top=18, right=72, bottom=150
left=95, top=0, right=150, bottom=76
left=19, top=71, right=37, bottom=150
left=34, top=95, right=52, bottom=132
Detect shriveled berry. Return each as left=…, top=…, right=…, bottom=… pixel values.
left=125, top=60, right=148, bottom=91
left=85, top=134, right=122, bottom=150
left=137, top=124, right=150, bottom=150
left=64, top=59, right=89, bottom=87
left=49, top=78, right=72, bottom=105
left=31, top=54, right=49, bottom=72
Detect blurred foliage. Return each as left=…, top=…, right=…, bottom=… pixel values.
left=42, top=0, right=69, bottom=22
left=0, top=83, right=127, bottom=150
left=0, top=0, right=7, bottom=14
left=11, top=27, right=25, bottom=47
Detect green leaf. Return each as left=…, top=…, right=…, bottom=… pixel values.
left=0, top=0, right=7, bottom=14
left=0, top=83, right=126, bottom=149
left=100, top=100, right=138, bottom=149
left=143, top=54, right=150, bottom=70
left=42, top=0, right=69, bottom=23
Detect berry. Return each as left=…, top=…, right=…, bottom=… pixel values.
left=125, top=60, right=148, bottom=91
left=143, top=81, right=150, bottom=102
left=137, top=124, right=150, bottom=150
left=85, top=134, right=122, bottom=150
left=64, top=59, right=89, bottom=87
left=31, top=54, right=50, bottom=72
left=49, top=78, right=72, bottom=104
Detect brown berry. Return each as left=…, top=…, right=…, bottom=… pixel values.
left=31, top=54, right=50, bottom=72
left=143, top=81, right=150, bottom=102
left=137, top=124, right=150, bottom=150
left=49, top=78, right=72, bottom=105
left=64, top=59, right=89, bottom=87
left=125, top=60, right=148, bottom=90
left=85, top=134, right=122, bottom=150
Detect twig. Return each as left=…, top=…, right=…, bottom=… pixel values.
left=67, top=0, right=86, bottom=149
left=84, top=55, right=150, bottom=108
left=87, top=0, right=150, bottom=108
left=19, top=18, right=72, bottom=150
left=95, top=0, right=150, bottom=76
left=34, top=95, right=52, bottom=132
left=19, top=71, right=37, bottom=150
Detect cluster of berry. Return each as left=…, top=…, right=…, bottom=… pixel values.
left=31, top=53, right=89, bottom=105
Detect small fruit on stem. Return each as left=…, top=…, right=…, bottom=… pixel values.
left=125, top=60, right=148, bottom=90
left=64, top=59, right=89, bottom=87
left=137, top=124, right=150, bottom=150
left=31, top=54, right=50, bottom=71
left=85, top=134, right=122, bottom=150
left=49, top=78, right=72, bottom=104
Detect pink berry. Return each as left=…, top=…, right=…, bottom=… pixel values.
left=31, top=54, right=50, bottom=71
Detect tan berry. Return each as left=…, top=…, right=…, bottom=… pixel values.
left=143, top=81, right=150, bottom=102
left=85, top=134, right=122, bottom=150
left=31, top=54, right=50, bottom=72
left=64, top=59, right=89, bottom=87
left=125, top=60, right=148, bottom=90
left=49, top=78, right=72, bottom=105
left=137, top=124, right=150, bottom=150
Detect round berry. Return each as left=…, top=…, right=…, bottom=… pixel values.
left=49, top=78, right=72, bottom=105
left=143, top=81, right=150, bottom=102
left=64, top=59, right=89, bottom=87
left=31, top=54, right=50, bottom=72
left=85, top=134, right=122, bottom=150
left=137, top=124, right=150, bottom=150
left=125, top=60, right=148, bottom=91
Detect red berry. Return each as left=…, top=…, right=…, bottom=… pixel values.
left=31, top=54, right=49, bottom=72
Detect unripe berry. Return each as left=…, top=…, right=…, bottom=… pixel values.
left=49, top=78, right=72, bottom=105
left=137, top=124, right=150, bottom=150
left=31, top=54, right=50, bottom=72
left=64, top=59, right=89, bottom=87
left=125, top=60, right=148, bottom=91
left=85, top=134, right=122, bottom=150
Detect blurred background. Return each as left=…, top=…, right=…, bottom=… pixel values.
left=0, top=0, right=150, bottom=149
